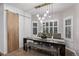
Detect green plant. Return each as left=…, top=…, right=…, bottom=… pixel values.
left=38, top=32, right=52, bottom=39
left=41, top=33, right=47, bottom=39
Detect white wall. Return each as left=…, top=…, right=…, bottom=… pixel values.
left=3, top=4, right=31, bottom=54
left=52, top=12, right=63, bottom=37
left=62, top=6, right=76, bottom=52
left=74, top=4, right=79, bottom=55
left=24, top=16, right=32, bottom=37
left=19, top=15, right=25, bottom=48
left=0, top=4, right=5, bottom=53
left=53, top=5, right=78, bottom=55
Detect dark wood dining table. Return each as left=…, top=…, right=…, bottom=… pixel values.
left=23, top=38, right=65, bottom=56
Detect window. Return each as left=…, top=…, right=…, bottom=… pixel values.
left=54, top=21, right=58, bottom=33
left=33, top=22, right=37, bottom=35
left=46, top=22, right=48, bottom=26
left=46, top=22, right=49, bottom=33
left=43, top=20, right=58, bottom=34
left=65, top=18, right=72, bottom=39
left=43, top=22, right=46, bottom=33
left=50, top=22, right=53, bottom=34
left=50, top=27, right=53, bottom=33
left=50, top=22, right=53, bottom=26
left=54, top=21, right=57, bottom=26
left=33, top=28, right=37, bottom=34
left=46, top=27, right=49, bottom=33
left=54, top=27, right=57, bottom=33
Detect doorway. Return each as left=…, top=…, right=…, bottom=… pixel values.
left=7, top=10, right=19, bottom=53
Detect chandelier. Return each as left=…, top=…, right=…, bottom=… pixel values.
left=36, top=3, right=51, bottom=23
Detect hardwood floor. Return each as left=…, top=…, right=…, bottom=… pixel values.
left=5, top=48, right=48, bottom=56
left=4, top=48, right=75, bottom=56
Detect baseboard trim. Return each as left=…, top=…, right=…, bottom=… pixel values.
left=66, top=47, right=77, bottom=56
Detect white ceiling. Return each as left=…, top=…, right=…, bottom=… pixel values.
left=6, top=3, right=75, bottom=15
left=53, top=3, right=76, bottom=13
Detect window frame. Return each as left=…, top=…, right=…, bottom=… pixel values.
left=32, top=21, right=38, bottom=35
left=42, top=20, right=59, bottom=34
left=64, top=16, right=73, bottom=41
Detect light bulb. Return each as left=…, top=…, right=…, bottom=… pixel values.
left=46, top=10, right=49, bottom=14
left=36, top=14, right=39, bottom=17
left=40, top=20, right=43, bottom=23
left=42, top=17, right=45, bottom=20
left=38, top=17, right=41, bottom=20
left=44, top=13, right=47, bottom=17
left=49, top=16, right=51, bottom=18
